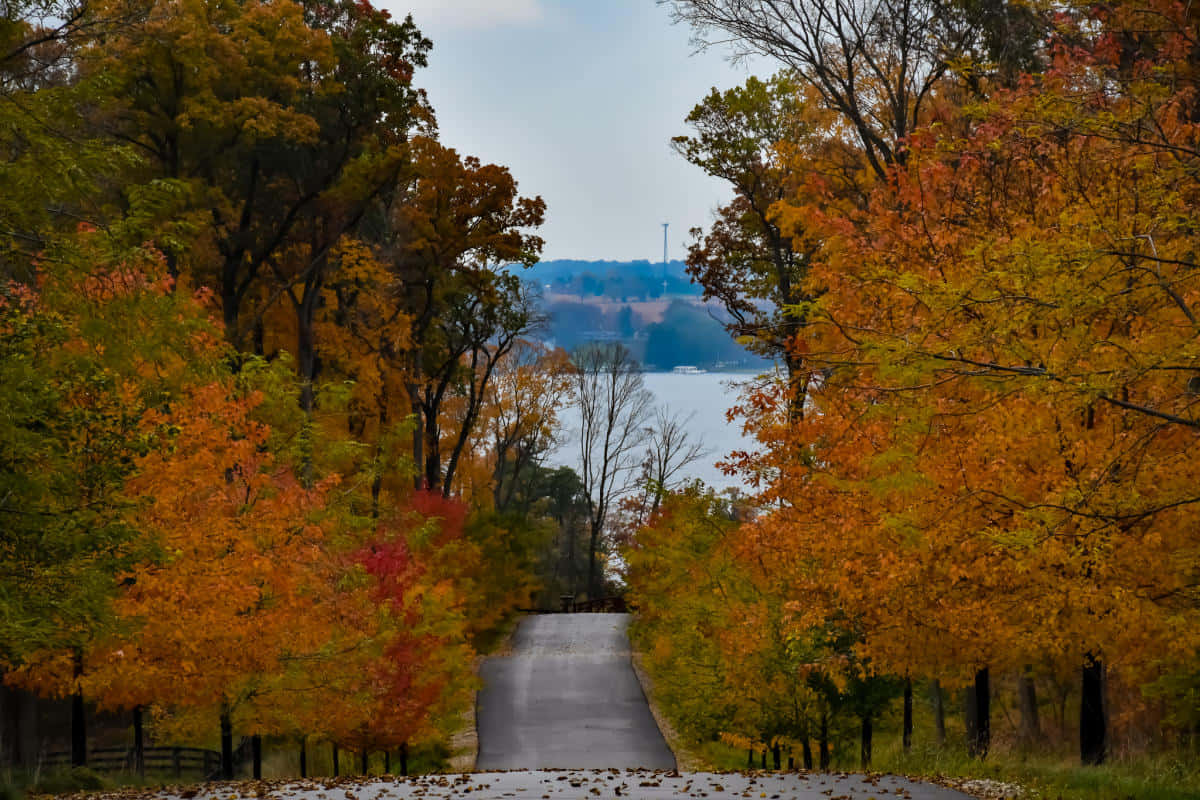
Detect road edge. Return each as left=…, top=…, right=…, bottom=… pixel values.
left=448, top=615, right=525, bottom=772
left=627, top=638, right=703, bottom=772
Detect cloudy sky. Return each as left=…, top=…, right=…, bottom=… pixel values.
left=375, top=0, right=765, bottom=262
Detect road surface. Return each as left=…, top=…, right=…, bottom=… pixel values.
left=476, top=613, right=676, bottom=770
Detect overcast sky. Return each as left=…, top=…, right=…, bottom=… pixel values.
left=375, top=0, right=764, bottom=262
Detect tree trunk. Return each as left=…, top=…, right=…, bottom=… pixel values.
left=384, top=750, right=390, bottom=774
left=252, top=316, right=264, bottom=356
left=133, top=706, right=145, bottom=778
left=860, top=715, right=873, bottom=768
left=332, top=743, right=340, bottom=777
left=222, top=282, right=241, bottom=348
left=966, top=668, right=990, bottom=759
left=361, top=750, right=369, bottom=775
left=1018, top=668, right=1041, bottom=747
left=903, top=678, right=913, bottom=753
left=1081, top=653, right=1106, bottom=765
left=586, top=521, right=602, bottom=599
left=399, top=741, right=408, bottom=777
left=931, top=679, right=946, bottom=746
left=801, top=737, right=813, bottom=770
left=422, top=392, right=442, bottom=492
left=251, top=735, right=262, bottom=779
left=71, top=651, right=86, bottom=768
left=818, top=710, right=830, bottom=771
left=771, top=742, right=781, bottom=770
left=567, top=520, right=578, bottom=596
left=298, top=329, right=316, bottom=414
left=1, top=680, right=25, bottom=767
left=409, top=386, right=425, bottom=491
left=220, top=710, right=234, bottom=780
left=299, top=740, right=307, bottom=778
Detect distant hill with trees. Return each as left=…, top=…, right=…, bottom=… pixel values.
left=520, top=259, right=701, bottom=300
left=510, top=260, right=770, bottom=371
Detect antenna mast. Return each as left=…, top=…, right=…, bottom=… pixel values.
left=662, top=223, right=669, bottom=295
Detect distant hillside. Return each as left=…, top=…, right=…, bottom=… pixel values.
left=510, top=258, right=701, bottom=300
left=509, top=259, right=770, bottom=372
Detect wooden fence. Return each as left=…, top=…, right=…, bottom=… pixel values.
left=41, top=746, right=222, bottom=778
left=566, top=596, right=628, bottom=613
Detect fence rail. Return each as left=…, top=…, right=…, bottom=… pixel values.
left=566, top=596, right=627, bottom=613
left=41, top=746, right=221, bottom=778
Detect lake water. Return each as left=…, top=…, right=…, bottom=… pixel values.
left=548, top=371, right=760, bottom=490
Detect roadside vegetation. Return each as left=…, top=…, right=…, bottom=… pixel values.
left=625, top=0, right=1200, bottom=797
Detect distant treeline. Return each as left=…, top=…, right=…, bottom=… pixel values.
left=510, top=260, right=769, bottom=371
left=516, top=259, right=702, bottom=301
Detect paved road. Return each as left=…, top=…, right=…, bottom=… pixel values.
left=476, top=613, right=676, bottom=770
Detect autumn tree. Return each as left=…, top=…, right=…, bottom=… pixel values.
left=383, top=136, right=546, bottom=494
left=683, top=0, right=1200, bottom=766
left=663, top=0, right=966, bottom=178
left=674, top=74, right=829, bottom=416
left=81, top=0, right=430, bottom=349
left=485, top=340, right=573, bottom=510
left=0, top=231, right=227, bottom=765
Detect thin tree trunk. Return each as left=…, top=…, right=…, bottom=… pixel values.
left=220, top=710, right=234, bottom=780
left=71, top=651, right=86, bottom=768
left=361, top=750, right=369, bottom=775
left=251, top=735, right=262, bottom=779
left=772, top=742, right=781, bottom=770
left=299, top=740, right=307, bottom=778
left=1081, top=654, right=1106, bottom=765
left=903, top=678, right=913, bottom=753
left=133, top=706, right=145, bottom=778
left=408, top=384, right=424, bottom=490
left=860, top=715, right=873, bottom=768
left=332, top=743, right=339, bottom=777
left=801, top=737, right=813, bottom=770
left=931, top=679, right=946, bottom=747
left=818, top=710, right=830, bottom=771
left=1018, top=668, right=1041, bottom=747
left=586, top=521, right=601, bottom=599
left=399, top=741, right=408, bottom=777
left=384, top=750, right=390, bottom=774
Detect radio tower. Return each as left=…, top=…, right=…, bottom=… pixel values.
left=661, top=222, right=669, bottom=295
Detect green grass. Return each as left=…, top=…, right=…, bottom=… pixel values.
left=2, top=766, right=112, bottom=800
left=873, top=743, right=1200, bottom=800
left=673, top=735, right=1200, bottom=799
